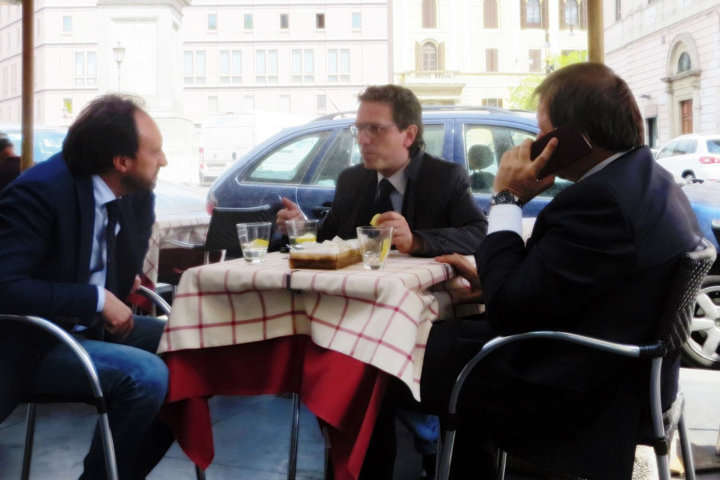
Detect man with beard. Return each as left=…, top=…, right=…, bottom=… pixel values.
left=0, top=95, right=173, bottom=479
left=277, top=84, right=486, bottom=257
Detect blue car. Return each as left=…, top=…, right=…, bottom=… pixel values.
left=207, top=107, right=720, bottom=369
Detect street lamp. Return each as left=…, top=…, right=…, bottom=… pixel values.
left=113, top=42, right=126, bottom=89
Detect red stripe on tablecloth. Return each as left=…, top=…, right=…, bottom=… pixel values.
left=196, top=269, right=205, bottom=349
left=368, top=290, right=410, bottom=364
left=224, top=270, right=238, bottom=344
left=250, top=270, right=269, bottom=340
left=349, top=277, right=381, bottom=356
left=309, top=316, right=413, bottom=361
left=327, top=276, right=350, bottom=348
left=163, top=309, right=307, bottom=333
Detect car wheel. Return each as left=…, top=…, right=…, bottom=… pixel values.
left=683, top=275, right=720, bottom=369
left=682, top=171, right=696, bottom=182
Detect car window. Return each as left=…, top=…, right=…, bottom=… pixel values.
left=36, top=131, right=66, bottom=162
left=310, top=123, right=446, bottom=187
left=656, top=142, right=677, bottom=159
left=245, top=131, right=330, bottom=183
left=676, top=139, right=697, bottom=154
left=464, top=124, right=530, bottom=193
left=707, top=139, right=720, bottom=154
left=311, top=128, right=362, bottom=186
left=423, top=124, right=445, bottom=158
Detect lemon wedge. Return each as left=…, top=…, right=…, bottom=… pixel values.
left=250, top=238, right=269, bottom=248
left=294, top=233, right=316, bottom=244
left=380, top=238, right=391, bottom=261
left=370, top=214, right=381, bottom=226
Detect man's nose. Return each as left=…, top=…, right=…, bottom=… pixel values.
left=356, top=130, right=372, bottom=145
left=160, top=152, right=168, bottom=167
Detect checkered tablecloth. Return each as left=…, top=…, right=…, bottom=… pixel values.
left=142, top=213, right=210, bottom=284
left=159, top=251, right=478, bottom=400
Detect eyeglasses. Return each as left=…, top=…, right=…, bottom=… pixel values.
left=350, top=123, right=396, bottom=138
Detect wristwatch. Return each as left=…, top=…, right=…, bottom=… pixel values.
left=490, top=190, right=522, bottom=207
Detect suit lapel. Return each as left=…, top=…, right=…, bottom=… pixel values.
left=402, top=150, right=425, bottom=229
left=353, top=169, right=378, bottom=228
left=75, top=176, right=94, bottom=284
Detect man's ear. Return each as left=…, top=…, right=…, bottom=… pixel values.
left=403, top=124, right=418, bottom=149
left=112, top=155, right=133, bottom=174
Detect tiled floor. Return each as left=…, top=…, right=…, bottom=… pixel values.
left=1, top=369, right=719, bottom=479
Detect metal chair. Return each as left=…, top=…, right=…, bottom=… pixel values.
left=168, top=205, right=275, bottom=264
left=437, top=239, right=716, bottom=480
left=13, top=286, right=172, bottom=480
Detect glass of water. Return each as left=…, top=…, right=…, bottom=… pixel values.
left=287, top=218, right=319, bottom=250
left=237, top=222, right=272, bottom=263
left=356, top=226, right=393, bottom=270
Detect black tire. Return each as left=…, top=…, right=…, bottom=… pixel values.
left=683, top=275, right=720, bottom=369
left=682, top=171, right=696, bottom=182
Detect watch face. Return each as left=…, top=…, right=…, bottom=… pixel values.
left=492, top=190, right=520, bottom=206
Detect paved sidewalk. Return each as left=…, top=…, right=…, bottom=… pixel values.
left=0, top=368, right=718, bottom=479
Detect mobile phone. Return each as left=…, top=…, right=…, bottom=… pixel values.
left=530, top=126, right=592, bottom=179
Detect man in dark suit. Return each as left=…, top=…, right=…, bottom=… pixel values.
left=0, top=95, right=172, bottom=479
left=423, top=63, right=703, bottom=479
left=0, top=135, right=20, bottom=191
left=277, top=84, right=486, bottom=257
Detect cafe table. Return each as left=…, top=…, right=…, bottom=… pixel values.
left=158, top=250, right=478, bottom=480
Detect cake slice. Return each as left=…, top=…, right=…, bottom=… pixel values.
left=289, top=237, right=362, bottom=269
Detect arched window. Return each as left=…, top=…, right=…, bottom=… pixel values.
left=526, top=0, right=541, bottom=26
left=564, top=0, right=579, bottom=27
left=422, top=0, right=437, bottom=28
left=678, top=52, right=692, bottom=73
left=422, top=42, right=438, bottom=71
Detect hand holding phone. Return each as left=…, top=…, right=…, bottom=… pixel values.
left=531, top=126, right=592, bottom=179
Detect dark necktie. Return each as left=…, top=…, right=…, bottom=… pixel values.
left=104, top=200, right=120, bottom=295
left=372, top=178, right=395, bottom=216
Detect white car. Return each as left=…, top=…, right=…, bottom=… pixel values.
left=655, top=134, right=720, bottom=182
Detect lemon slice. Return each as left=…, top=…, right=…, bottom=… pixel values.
left=370, top=214, right=381, bottom=226
left=380, top=238, right=391, bottom=261
left=250, top=238, right=269, bottom=248
left=295, top=233, right=316, bottom=244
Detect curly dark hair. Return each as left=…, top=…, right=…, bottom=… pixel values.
left=534, top=63, right=644, bottom=151
left=358, top=84, right=425, bottom=154
left=62, top=94, right=144, bottom=176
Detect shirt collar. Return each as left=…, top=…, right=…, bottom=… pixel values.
left=578, top=150, right=630, bottom=182
left=377, top=163, right=408, bottom=196
left=91, top=175, right=118, bottom=207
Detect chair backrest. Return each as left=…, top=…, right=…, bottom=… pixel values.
left=205, top=205, right=274, bottom=254
left=658, top=238, right=716, bottom=352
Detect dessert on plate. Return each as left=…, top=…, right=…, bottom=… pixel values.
left=289, top=236, right=362, bottom=269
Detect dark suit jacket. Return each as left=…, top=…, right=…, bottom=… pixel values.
left=422, top=147, right=702, bottom=478
left=0, top=155, right=21, bottom=192
left=0, top=153, right=154, bottom=421
left=318, top=149, right=487, bottom=256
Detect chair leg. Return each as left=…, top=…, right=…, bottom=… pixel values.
left=288, top=393, right=300, bottom=480
left=21, top=403, right=37, bottom=480
left=437, top=429, right=457, bottom=480
left=195, top=464, right=206, bottom=480
left=678, top=414, right=697, bottom=480
left=97, top=411, right=119, bottom=480
left=655, top=452, right=671, bottom=480
left=496, top=449, right=507, bottom=480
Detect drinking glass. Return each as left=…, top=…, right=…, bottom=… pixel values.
left=237, top=222, right=272, bottom=263
left=287, top=218, right=319, bottom=250
left=356, top=226, right=393, bottom=270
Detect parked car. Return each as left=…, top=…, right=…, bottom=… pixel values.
left=207, top=106, right=720, bottom=369
left=655, top=133, right=720, bottom=182
left=1, top=125, right=67, bottom=164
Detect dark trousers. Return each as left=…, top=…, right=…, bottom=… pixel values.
left=29, top=316, right=174, bottom=480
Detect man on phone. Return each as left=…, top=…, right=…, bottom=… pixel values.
left=276, top=84, right=486, bottom=257
left=422, top=63, right=703, bottom=478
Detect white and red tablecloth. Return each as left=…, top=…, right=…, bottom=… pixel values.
left=142, top=213, right=210, bottom=285
left=159, top=251, right=474, bottom=400
left=159, top=251, right=478, bottom=479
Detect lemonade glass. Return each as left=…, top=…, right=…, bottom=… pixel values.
left=237, top=222, right=272, bottom=263
left=356, top=226, right=393, bottom=270
left=287, top=218, right=319, bottom=250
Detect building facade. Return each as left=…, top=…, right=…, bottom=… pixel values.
left=605, top=0, right=720, bottom=147
left=392, top=0, right=588, bottom=106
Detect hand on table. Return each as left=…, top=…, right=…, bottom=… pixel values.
left=493, top=137, right=558, bottom=204
left=276, top=197, right=305, bottom=234
left=103, top=290, right=134, bottom=340
left=374, top=211, right=422, bottom=254
left=435, top=253, right=484, bottom=304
